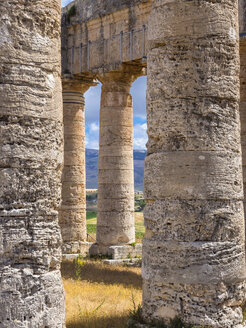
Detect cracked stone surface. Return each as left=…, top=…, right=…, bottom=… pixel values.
left=143, top=0, right=246, bottom=327
left=0, top=0, right=65, bottom=326
left=240, top=17, right=246, bottom=218
left=239, top=0, right=246, bottom=35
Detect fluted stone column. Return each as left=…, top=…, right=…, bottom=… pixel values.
left=0, top=0, right=65, bottom=327
left=239, top=0, right=246, bottom=36
left=60, top=77, right=96, bottom=254
left=240, top=1, right=246, bottom=214
left=97, top=67, right=142, bottom=246
left=143, top=1, right=246, bottom=327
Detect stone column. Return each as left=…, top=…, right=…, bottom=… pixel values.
left=0, top=0, right=65, bottom=327
left=60, top=77, right=96, bottom=254
left=240, top=2, right=246, bottom=214
left=96, top=68, right=141, bottom=246
left=239, top=0, right=246, bottom=36
left=143, top=1, right=246, bottom=327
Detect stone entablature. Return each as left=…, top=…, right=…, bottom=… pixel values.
left=62, top=0, right=246, bottom=76
left=61, top=0, right=150, bottom=75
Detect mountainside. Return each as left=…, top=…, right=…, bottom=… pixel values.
left=86, top=149, right=146, bottom=191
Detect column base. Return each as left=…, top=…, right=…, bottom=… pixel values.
left=89, top=243, right=142, bottom=260
left=62, top=241, right=93, bottom=257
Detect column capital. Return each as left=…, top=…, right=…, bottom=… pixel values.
left=97, top=64, right=146, bottom=91
left=62, top=75, right=97, bottom=94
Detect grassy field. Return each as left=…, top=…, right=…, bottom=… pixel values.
left=86, top=212, right=145, bottom=243
left=62, top=260, right=208, bottom=328
left=63, top=213, right=208, bottom=328
left=62, top=211, right=144, bottom=327
left=134, top=213, right=145, bottom=243
left=62, top=260, right=142, bottom=328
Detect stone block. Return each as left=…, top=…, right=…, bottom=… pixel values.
left=89, top=243, right=142, bottom=260
left=62, top=242, right=92, bottom=256
left=145, top=151, right=243, bottom=200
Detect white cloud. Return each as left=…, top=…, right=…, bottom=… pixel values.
left=84, top=83, right=101, bottom=149
left=133, top=123, right=147, bottom=150
left=85, top=122, right=147, bottom=150
left=85, top=138, right=99, bottom=150
left=83, top=76, right=147, bottom=150
left=84, top=80, right=147, bottom=150
left=90, top=122, right=99, bottom=132
left=85, top=123, right=99, bottom=149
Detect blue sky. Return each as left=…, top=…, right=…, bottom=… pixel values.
left=84, top=77, right=147, bottom=150
left=61, top=0, right=147, bottom=149
left=61, top=0, right=72, bottom=6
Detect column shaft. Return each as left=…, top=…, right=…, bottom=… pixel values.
left=143, top=1, right=246, bottom=327
left=239, top=0, right=246, bottom=35
left=97, top=72, right=135, bottom=246
left=240, top=42, right=246, bottom=214
left=60, top=78, right=96, bottom=254
left=60, top=88, right=86, bottom=254
left=0, top=0, right=65, bottom=326
left=240, top=2, right=246, bottom=215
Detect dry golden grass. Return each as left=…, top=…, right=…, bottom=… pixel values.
left=62, top=260, right=142, bottom=328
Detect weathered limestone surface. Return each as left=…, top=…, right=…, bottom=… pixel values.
left=0, top=1, right=65, bottom=326
left=143, top=1, right=246, bottom=327
left=60, top=77, right=96, bottom=254
left=239, top=0, right=246, bottom=35
left=97, top=65, right=144, bottom=246
left=90, top=243, right=142, bottom=260
left=61, top=0, right=150, bottom=74
left=240, top=38, right=246, bottom=216
left=63, top=0, right=149, bottom=22
left=240, top=0, right=246, bottom=216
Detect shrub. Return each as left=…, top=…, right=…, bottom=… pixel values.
left=74, top=255, right=85, bottom=280
left=67, top=5, right=76, bottom=23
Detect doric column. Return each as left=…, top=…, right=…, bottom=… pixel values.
left=0, top=0, right=65, bottom=326
left=97, top=67, right=142, bottom=246
left=60, top=77, right=96, bottom=254
left=239, top=0, right=246, bottom=36
left=240, top=2, right=246, bottom=214
left=143, top=1, right=246, bottom=327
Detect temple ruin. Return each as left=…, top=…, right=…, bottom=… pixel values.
left=60, top=0, right=149, bottom=256
left=1, top=0, right=246, bottom=327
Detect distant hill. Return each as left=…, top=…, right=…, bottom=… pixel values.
left=86, top=149, right=146, bottom=191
